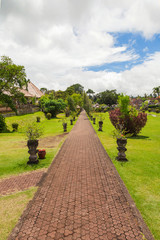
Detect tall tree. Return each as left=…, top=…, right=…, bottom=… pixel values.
left=66, top=83, right=84, bottom=95
left=96, top=89, right=118, bottom=106
left=40, top=87, right=48, bottom=94
left=0, top=56, right=27, bottom=112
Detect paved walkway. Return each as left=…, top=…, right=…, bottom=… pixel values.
left=8, top=111, right=154, bottom=240
left=0, top=170, right=45, bottom=196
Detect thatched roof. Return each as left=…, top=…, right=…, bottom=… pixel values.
left=22, top=82, right=43, bottom=98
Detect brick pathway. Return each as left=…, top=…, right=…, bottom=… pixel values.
left=8, top=111, right=154, bottom=240
left=0, top=170, right=45, bottom=196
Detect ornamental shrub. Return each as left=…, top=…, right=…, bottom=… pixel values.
left=44, top=99, right=66, bottom=118
left=46, top=113, right=51, bottom=120
left=0, top=114, right=7, bottom=132
left=109, top=95, right=147, bottom=136
left=12, top=123, right=19, bottom=132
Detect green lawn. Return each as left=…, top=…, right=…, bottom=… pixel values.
left=90, top=112, right=160, bottom=240
left=0, top=111, right=75, bottom=178
left=0, top=188, right=37, bottom=240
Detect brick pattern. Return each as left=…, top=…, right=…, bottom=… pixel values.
left=0, top=170, right=45, bottom=196
left=8, top=111, right=154, bottom=240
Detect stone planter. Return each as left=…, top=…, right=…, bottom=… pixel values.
left=98, top=121, right=103, bottom=131
left=36, top=117, right=40, bottom=122
left=70, top=119, right=73, bottom=125
left=93, top=118, right=96, bottom=124
left=116, top=138, right=128, bottom=161
left=27, top=140, right=39, bottom=164
left=63, top=123, right=67, bottom=132
left=38, top=149, right=46, bottom=159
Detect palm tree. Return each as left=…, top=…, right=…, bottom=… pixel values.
left=153, top=86, right=160, bottom=98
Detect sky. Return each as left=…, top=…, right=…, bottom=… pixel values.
left=0, top=0, right=160, bottom=96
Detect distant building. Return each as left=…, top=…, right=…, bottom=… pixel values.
left=21, top=81, right=43, bottom=99
left=0, top=81, right=43, bottom=116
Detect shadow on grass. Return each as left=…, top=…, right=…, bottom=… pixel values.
left=128, top=135, right=151, bottom=140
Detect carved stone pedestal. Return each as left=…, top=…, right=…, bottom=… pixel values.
left=116, top=138, right=128, bottom=161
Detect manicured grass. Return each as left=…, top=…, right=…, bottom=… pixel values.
left=0, top=187, right=37, bottom=240
left=90, top=112, right=160, bottom=240
left=0, top=111, right=75, bottom=178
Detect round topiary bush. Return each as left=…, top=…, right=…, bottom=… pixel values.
left=12, top=123, right=19, bottom=132
left=0, top=114, right=7, bottom=132
left=46, top=113, right=51, bottom=120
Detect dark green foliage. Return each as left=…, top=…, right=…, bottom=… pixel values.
left=12, top=123, right=19, bottom=132
left=0, top=114, right=7, bottom=132
left=0, top=56, right=27, bottom=112
left=96, top=89, right=118, bottom=106
left=86, top=89, right=95, bottom=94
left=40, top=88, right=48, bottom=94
left=44, top=99, right=66, bottom=118
left=83, top=92, right=92, bottom=115
left=46, top=113, right=51, bottom=120
left=55, top=90, right=66, bottom=100
left=67, top=96, right=76, bottom=112
left=66, top=83, right=84, bottom=95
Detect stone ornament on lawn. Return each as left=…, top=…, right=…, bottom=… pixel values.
left=93, top=117, right=96, bottom=124
left=98, top=121, right=103, bottom=131
left=25, top=122, right=43, bottom=164
left=116, top=138, right=128, bottom=161
left=27, top=140, right=39, bottom=164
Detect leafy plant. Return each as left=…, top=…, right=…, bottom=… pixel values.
left=109, top=94, right=147, bottom=136
left=44, top=99, right=66, bottom=118
left=0, top=114, right=6, bottom=132
left=12, top=123, right=19, bottom=132
left=112, top=125, right=132, bottom=139
left=0, top=56, right=27, bottom=112
left=46, top=113, right=51, bottom=120
left=25, top=122, right=43, bottom=140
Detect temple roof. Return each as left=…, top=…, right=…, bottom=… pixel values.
left=22, top=82, right=43, bottom=98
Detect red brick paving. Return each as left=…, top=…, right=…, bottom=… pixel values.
left=0, top=170, right=45, bottom=196
left=8, top=111, right=154, bottom=240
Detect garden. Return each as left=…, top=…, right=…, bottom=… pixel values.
left=0, top=111, right=77, bottom=240
left=89, top=106, right=160, bottom=240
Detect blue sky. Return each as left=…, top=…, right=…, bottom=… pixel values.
left=85, top=33, right=160, bottom=73
left=0, top=0, right=160, bottom=95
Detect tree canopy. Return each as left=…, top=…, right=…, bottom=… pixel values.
left=0, top=56, right=27, bottom=111
left=66, top=83, right=84, bottom=95
left=96, top=89, right=118, bottom=106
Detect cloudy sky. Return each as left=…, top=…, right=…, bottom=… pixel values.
left=0, top=0, right=160, bottom=96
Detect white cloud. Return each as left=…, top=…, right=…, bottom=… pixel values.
left=0, top=0, right=160, bottom=95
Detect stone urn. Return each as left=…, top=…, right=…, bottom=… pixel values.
left=63, top=123, right=67, bottom=132
left=27, top=140, right=39, bottom=164
left=36, top=117, right=40, bottom=122
left=73, top=116, right=76, bottom=121
left=70, top=119, right=73, bottom=125
left=90, top=115, right=93, bottom=121
left=98, top=121, right=103, bottom=131
left=93, top=117, right=96, bottom=124
left=116, top=138, right=128, bottom=161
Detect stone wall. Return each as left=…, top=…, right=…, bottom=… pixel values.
left=0, top=105, right=40, bottom=117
